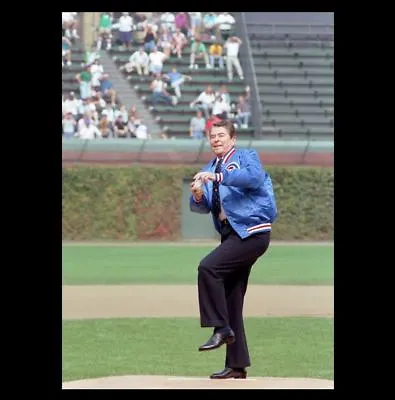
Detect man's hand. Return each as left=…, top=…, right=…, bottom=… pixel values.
left=194, top=172, right=216, bottom=183
left=190, top=179, right=204, bottom=202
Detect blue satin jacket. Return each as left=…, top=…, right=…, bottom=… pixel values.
left=189, top=147, right=277, bottom=238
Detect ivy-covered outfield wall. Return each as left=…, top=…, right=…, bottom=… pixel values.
left=62, top=165, right=334, bottom=241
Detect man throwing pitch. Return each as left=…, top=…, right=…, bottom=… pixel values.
left=189, top=119, right=277, bottom=379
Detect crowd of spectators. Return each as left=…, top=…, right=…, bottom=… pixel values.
left=62, top=14, right=148, bottom=140
left=62, top=12, right=79, bottom=67
left=63, top=12, right=249, bottom=140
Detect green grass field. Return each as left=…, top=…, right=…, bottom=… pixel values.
left=62, top=244, right=333, bottom=285
left=62, top=243, right=333, bottom=383
left=62, top=317, right=333, bottom=382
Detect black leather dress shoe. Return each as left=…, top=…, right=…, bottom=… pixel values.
left=198, top=329, right=235, bottom=351
left=210, top=367, right=247, bottom=379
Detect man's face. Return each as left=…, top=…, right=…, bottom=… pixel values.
left=209, top=126, right=236, bottom=157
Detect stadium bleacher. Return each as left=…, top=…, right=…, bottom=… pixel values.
left=246, top=17, right=334, bottom=139
left=62, top=12, right=334, bottom=141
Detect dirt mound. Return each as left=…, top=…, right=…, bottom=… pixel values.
left=62, top=375, right=334, bottom=389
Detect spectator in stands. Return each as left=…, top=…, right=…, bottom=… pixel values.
left=188, top=12, right=202, bottom=37
left=208, top=41, right=224, bottom=69
left=62, top=92, right=79, bottom=118
left=62, top=12, right=79, bottom=39
left=102, top=104, right=115, bottom=126
left=114, top=104, right=128, bottom=123
left=133, top=119, right=150, bottom=139
left=92, top=92, right=106, bottom=114
left=97, top=12, right=113, bottom=51
left=123, top=47, right=149, bottom=76
left=81, top=97, right=97, bottom=120
left=148, top=13, right=161, bottom=33
left=77, top=113, right=92, bottom=134
left=99, top=74, right=117, bottom=106
left=163, top=67, right=192, bottom=99
left=85, top=44, right=99, bottom=65
left=216, top=12, right=235, bottom=41
left=189, top=36, right=211, bottom=69
left=189, top=110, right=206, bottom=139
left=143, top=25, right=157, bottom=54
left=75, top=65, right=92, bottom=100
left=101, top=89, right=113, bottom=106
left=134, top=12, right=147, bottom=30
left=113, top=114, right=129, bottom=138
left=128, top=105, right=140, bottom=123
left=118, top=12, right=133, bottom=50
left=202, top=12, right=217, bottom=40
left=190, top=84, right=216, bottom=119
left=149, top=73, right=173, bottom=107
left=233, top=88, right=251, bottom=128
left=148, top=47, right=167, bottom=75
left=77, top=117, right=102, bottom=140
left=157, top=26, right=173, bottom=58
left=90, top=58, right=104, bottom=91
left=172, top=27, right=188, bottom=59
left=62, top=36, right=72, bottom=68
left=160, top=12, right=176, bottom=32
left=98, top=113, right=112, bottom=138
left=212, top=94, right=231, bottom=119
left=216, top=84, right=231, bottom=105
left=175, top=12, right=189, bottom=37
left=76, top=98, right=85, bottom=118
left=62, top=112, right=77, bottom=139
left=224, top=36, right=244, bottom=82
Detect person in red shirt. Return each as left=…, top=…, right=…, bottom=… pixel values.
left=205, top=115, right=222, bottom=139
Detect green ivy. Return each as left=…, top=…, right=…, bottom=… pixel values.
left=62, top=165, right=334, bottom=240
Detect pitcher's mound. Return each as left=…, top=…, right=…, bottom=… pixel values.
left=62, top=375, right=334, bottom=389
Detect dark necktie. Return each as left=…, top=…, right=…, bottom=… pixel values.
left=211, top=158, right=223, bottom=219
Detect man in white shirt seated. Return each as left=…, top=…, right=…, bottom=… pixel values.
left=132, top=119, right=150, bottom=139
left=148, top=47, right=167, bottom=75
left=123, top=47, right=149, bottom=75
left=77, top=118, right=102, bottom=140
left=212, top=95, right=231, bottom=119
left=62, top=92, right=80, bottom=119
left=149, top=73, right=173, bottom=107
left=190, top=85, right=216, bottom=119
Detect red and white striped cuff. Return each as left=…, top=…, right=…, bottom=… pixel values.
left=247, top=223, right=272, bottom=233
left=216, top=172, right=223, bottom=183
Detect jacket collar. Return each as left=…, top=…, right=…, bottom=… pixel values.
left=212, top=146, right=236, bottom=166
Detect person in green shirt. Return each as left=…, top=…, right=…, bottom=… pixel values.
left=97, top=12, right=113, bottom=51
left=189, top=36, right=211, bottom=70
left=75, top=65, right=93, bottom=100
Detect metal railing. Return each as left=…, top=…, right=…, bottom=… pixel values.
left=233, top=12, right=264, bottom=138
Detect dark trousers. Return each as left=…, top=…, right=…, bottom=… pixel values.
left=198, top=221, right=271, bottom=368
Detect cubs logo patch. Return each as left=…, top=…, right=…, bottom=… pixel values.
left=226, top=162, right=240, bottom=171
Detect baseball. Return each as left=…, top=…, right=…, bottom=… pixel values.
left=191, top=178, right=203, bottom=190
